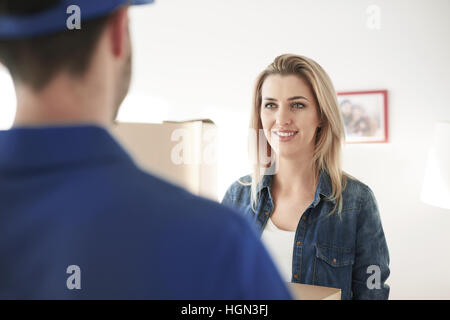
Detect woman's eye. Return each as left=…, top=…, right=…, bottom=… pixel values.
left=292, top=102, right=305, bottom=109
left=265, top=103, right=277, bottom=109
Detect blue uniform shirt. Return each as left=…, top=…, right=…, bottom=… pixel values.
left=222, top=170, right=390, bottom=300
left=0, top=125, right=292, bottom=299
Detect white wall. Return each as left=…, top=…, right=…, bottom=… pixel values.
left=1, top=0, right=449, bottom=299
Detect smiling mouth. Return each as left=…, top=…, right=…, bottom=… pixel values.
left=273, top=130, right=298, bottom=137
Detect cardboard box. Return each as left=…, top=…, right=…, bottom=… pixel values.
left=287, top=282, right=342, bottom=300
left=110, top=120, right=217, bottom=200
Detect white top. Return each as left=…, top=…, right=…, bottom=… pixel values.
left=260, top=218, right=296, bottom=282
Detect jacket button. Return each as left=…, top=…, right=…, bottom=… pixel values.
left=293, top=274, right=299, bottom=279
left=333, top=258, right=337, bottom=263
left=265, top=212, right=270, bottom=216
left=296, top=241, right=301, bottom=246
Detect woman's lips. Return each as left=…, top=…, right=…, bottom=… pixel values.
left=272, top=130, right=298, bottom=142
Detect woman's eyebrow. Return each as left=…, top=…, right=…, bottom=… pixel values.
left=287, top=96, right=309, bottom=101
left=263, top=96, right=309, bottom=101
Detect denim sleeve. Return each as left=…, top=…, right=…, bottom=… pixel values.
left=352, top=186, right=390, bottom=300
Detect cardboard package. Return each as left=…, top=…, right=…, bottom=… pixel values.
left=110, top=120, right=217, bottom=200
left=288, top=283, right=342, bottom=300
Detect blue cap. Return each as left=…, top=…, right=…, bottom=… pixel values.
left=0, top=0, right=154, bottom=39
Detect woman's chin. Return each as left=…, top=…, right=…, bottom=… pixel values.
left=271, top=148, right=302, bottom=161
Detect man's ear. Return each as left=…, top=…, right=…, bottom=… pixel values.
left=109, top=7, right=129, bottom=58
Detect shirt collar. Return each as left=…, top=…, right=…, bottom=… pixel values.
left=257, top=167, right=335, bottom=207
left=312, top=168, right=335, bottom=206
left=0, top=124, right=132, bottom=171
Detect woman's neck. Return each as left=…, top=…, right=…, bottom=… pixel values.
left=272, top=155, right=319, bottom=197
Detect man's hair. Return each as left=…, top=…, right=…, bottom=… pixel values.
left=0, top=0, right=112, bottom=91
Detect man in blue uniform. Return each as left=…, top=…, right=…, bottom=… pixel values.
left=0, top=0, right=291, bottom=299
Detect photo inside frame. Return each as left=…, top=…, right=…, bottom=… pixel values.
left=337, top=92, right=387, bottom=143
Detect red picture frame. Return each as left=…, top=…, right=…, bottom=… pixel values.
left=337, top=90, right=389, bottom=144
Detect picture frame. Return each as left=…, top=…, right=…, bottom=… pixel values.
left=337, top=90, right=389, bottom=143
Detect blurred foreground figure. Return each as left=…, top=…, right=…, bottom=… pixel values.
left=0, top=0, right=291, bottom=299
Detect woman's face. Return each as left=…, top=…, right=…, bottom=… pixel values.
left=260, top=74, right=321, bottom=159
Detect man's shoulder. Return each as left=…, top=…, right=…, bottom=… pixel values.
left=71, top=155, right=246, bottom=229
left=118, top=167, right=247, bottom=229
left=73, top=165, right=257, bottom=267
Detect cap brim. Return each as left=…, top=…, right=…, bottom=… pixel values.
left=0, top=0, right=155, bottom=39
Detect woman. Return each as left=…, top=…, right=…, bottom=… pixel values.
left=222, top=54, right=390, bottom=300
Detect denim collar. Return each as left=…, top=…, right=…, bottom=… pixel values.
left=256, top=168, right=335, bottom=207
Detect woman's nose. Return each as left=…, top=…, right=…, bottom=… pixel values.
left=276, top=107, right=293, bottom=126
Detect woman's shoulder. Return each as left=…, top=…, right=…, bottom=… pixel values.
left=222, top=174, right=252, bottom=204
left=229, top=174, right=252, bottom=188
left=343, top=172, right=367, bottom=190
left=341, top=172, right=377, bottom=209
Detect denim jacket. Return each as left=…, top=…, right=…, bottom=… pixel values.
left=222, top=169, right=390, bottom=300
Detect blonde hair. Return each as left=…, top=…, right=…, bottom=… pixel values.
left=243, top=54, right=352, bottom=216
